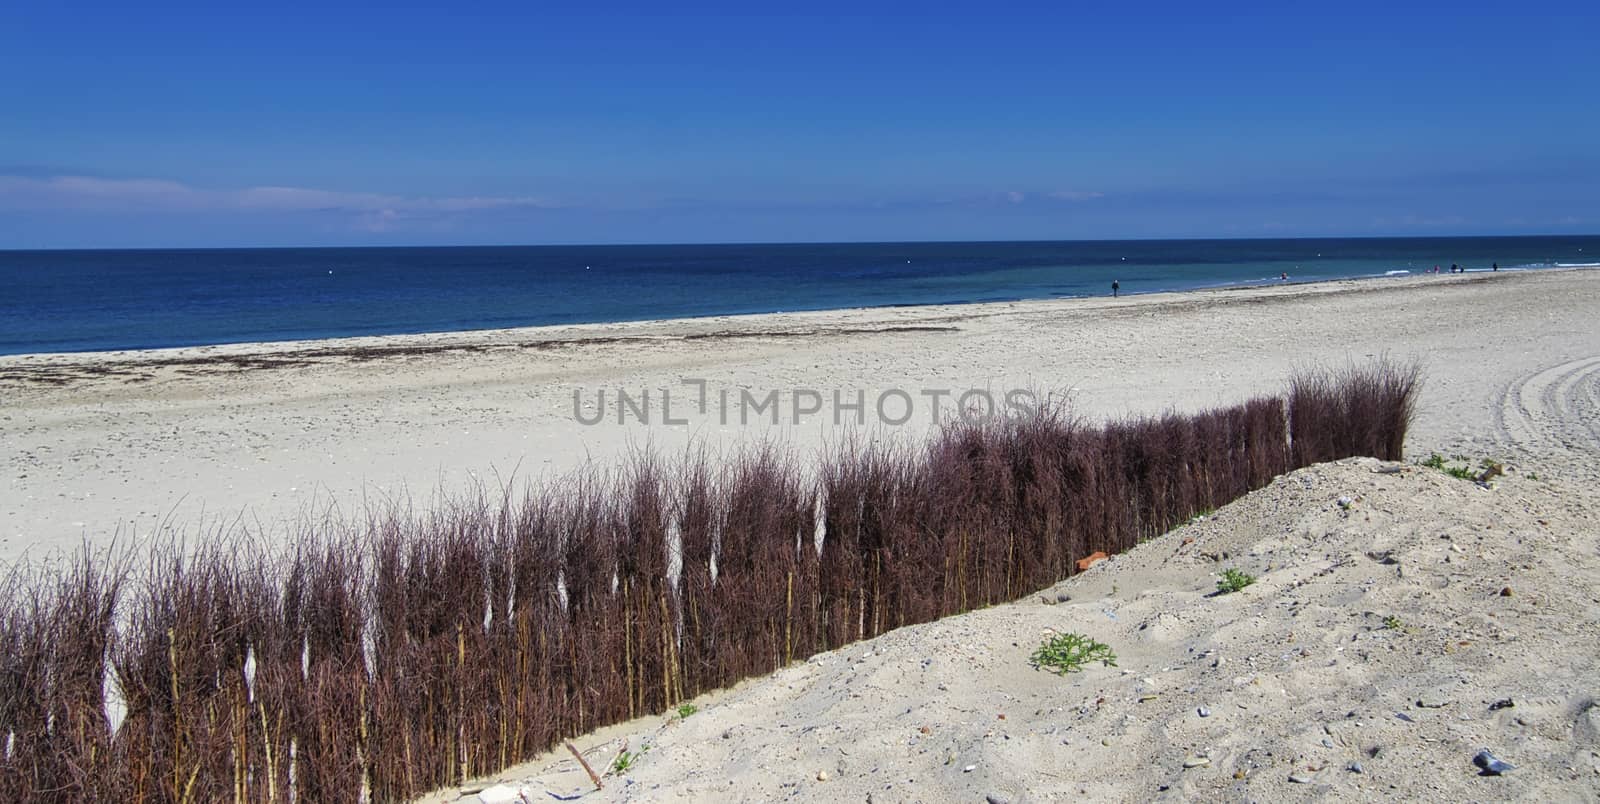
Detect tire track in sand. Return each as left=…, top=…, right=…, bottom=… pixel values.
left=1491, top=356, right=1600, bottom=465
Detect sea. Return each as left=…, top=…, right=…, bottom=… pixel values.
left=1, top=235, right=1596, bottom=356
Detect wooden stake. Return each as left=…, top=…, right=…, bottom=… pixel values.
left=168, top=627, right=182, bottom=803
left=784, top=571, right=793, bottom=665
left=623, top=578, right=634, bottom=718
left=658, top=592, right=672, bottom=707
left=565, top=741, right=604, bottom=790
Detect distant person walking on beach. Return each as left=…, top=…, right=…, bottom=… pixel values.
left=1451, top=263, right=1459, bottom=274
left=1493, top=262, right=1499, bottom=272
left=1280, top=271, right=1288, bottom=281
left=1112, top=280, right=1119, bottom=298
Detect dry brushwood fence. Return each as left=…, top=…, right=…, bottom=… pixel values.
left=0, top=361, right=1418, bottom=802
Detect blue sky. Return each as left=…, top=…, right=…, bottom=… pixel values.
left=2, top=2, right=1596, bottom=247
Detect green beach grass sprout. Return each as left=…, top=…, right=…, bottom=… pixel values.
left=675, top=703, right=699, bottom=719
left=612, top=744, right=649, bottom=775
left=1030, top=633, right=1117, bottom=675
left=1383, top=615, right=1404, bottom=630
left=1421, top=452, right=1477, bottom=480
left=1216, top=568, right=1256, bottom=594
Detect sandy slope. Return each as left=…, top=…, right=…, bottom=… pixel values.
left=428, top=458, right=1600, bottom=803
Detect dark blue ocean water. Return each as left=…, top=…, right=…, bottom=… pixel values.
left=1, top=236, right=1595, bottom=355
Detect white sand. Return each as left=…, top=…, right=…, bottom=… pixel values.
left=3, top=269, right=1597, bottom=564
left=3, top=268, right=1599, bottom=800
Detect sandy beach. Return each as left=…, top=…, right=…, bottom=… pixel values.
left=3, top=267, right=1599, bottom=801
left=402, top=269, right=1600, bottom=803
left=3, top=268, right=1599, bottom=565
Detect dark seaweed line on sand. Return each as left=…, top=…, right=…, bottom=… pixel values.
left=0, top=325, right=960, bottom=387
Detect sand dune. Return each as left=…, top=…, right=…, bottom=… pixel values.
left=427, top=457, right=1600, bottom=802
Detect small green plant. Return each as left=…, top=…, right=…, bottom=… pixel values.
left=1216, top=568, right=1256, bottom=594
left=675, top=703, right=699, bottom=719
left=1382, top=615, right=1404, bottom=630
left=1422, top=452, right=1479, bottom=480
left=1526, top=472, right=1540, bottom=481
left=612, top=743, right=649, bottom=774
left=1030, top=632, right=1117, bottom=675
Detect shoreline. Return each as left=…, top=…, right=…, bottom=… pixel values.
left=1, top=265, right=1581, bottom=373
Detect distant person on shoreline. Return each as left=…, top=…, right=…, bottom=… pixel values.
left=1451, top=263, right=1459, bottom=274
left=1112, top=279, right=1120, bottom=298
left=1280, top=271, right=1288, bottom=281
left=1493, top=262, right=1499, bottom=272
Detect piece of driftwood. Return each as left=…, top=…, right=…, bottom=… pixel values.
left=565, top=741, right=604, bottom=791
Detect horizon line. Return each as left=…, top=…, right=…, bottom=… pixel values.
left=4, top=230, right=1598, bottom=254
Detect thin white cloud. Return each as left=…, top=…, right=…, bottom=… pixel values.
left=0, top=174, right=558, bottom=216
left=1369, top=214, right=1469, bottom=228
left=1046, top=190, right=1105, bottom=202
left=973, top=190, right=1107, bottom=207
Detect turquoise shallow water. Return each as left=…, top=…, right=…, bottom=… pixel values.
left=1, top=235, right=1595, bottom=355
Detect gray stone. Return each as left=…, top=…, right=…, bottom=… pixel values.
left=1198, top=706, right=1211, bottom=718
left=1288, top=772, right=1315, bottom=784
left=476, top=785, right=528, bottom=804
left=1474, top=749, right=1514, bottom=775
left=1571, top=699, right=1598, bottom=747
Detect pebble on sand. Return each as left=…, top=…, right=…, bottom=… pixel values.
left=475, top=784, right=529, bottom=804
left=1473, top=750, right=1514, bottom=776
